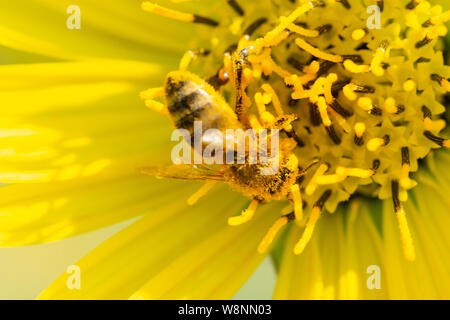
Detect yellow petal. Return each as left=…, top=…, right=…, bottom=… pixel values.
left=38, top=189, right=281, bottom=299
left=273, top=199, right=386, bottom=299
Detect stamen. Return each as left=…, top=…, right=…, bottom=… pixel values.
left=370, top=44, right=387, bottom=77
left=324, top=73, right=338, bottom=104
left=406, top=0, right=422, bottom=10
left=344, top=59, right=370, bottom=73
left=330, top=100, right=353, bottom=118
left=226, top=0, right=244, bottom=16
left=343, top=83, right=358, bottom=101
left=262, top=83, right=284, bottom=116
left=403, top=79, right=416, bottom=92
left=430, top=74, right=450, bottom=92
left=290, top=184, right=303, bottom=222
left=392, top=180, right=416, bottom=261
left=295, top=38, right=343, bottom=63
left=287, top=22, right=320, bottom=37
left=424, top=131, right=450, bottom=147
left=257, top=215, right=289, bottom=253
left=293, top=189, right=331, bottom=255
left=317, top=97, right=332, bottom=127
left=142, top=2, right=219, bottom=26
left=187, top=181, right=217, bottom=205
left=358, top=97, right=382, bottom=115
left=400, top=147, right=414, bottom=189
left=354, top=122, right=366, bottom=146
left=144, top=100, right=167, bottom=114
left=243, top=18, right=268, bottom=37
left=367, top=135, right=389, bottom=152
left=351, top=29, right=366, bottom=41
left=336, top=167, right=374, bottom=178
left=306, top=164, right=328, bottom=195
left=228, top=199, right=259, bottom=226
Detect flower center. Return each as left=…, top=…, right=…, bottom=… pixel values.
left=141, top=0, right=450, bottom=260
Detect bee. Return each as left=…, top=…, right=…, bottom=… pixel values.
left=139, top=50, right=312, bottom=228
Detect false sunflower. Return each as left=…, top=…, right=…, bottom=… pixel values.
left=1, top=0, right=449, bottom=299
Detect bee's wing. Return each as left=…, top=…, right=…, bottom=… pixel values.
left=140, top=164, right=226, bottom=181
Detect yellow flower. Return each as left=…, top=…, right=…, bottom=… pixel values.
left=0, top=0, right=449, bottom=299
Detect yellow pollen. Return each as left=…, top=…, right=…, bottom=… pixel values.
left=344, top=59, right=370, bottom=73
left=336, top=167, right=374, bottom=178
left=441, top=78, right=450, bottom=92
left=343, top=83, right=358, bottom=101
left=306, top=164, right=328, bottom=195
left=367, top=138, right=385, bottom=152
left=317, top=97, right=332, bottom=127
left=354, top=122, right=366, bottom=137
left=424, top=118, right=446, bottom=131
left=228, top=199, right=259, bottom=226
left=324, top=73, right=337, bottom=104
left=144, top=100, right=166, bottom=114
left=140, top=87, right=164, bottom=100
left=351, top=28, right=366, bottom=41
left=403, top=79, right=416, bottom=92
left=384, top=97, right=398, bottom=114
left=316, top=174, right=346, bottom=185
left=285, top=21, right=319, bottom=37
left=370, top=47, right=386, bottom=77
left=400, top=164, right=415, bottom=189
left=262, top=84, right=284, bottom=116
left=395, top=207, right=416, bottom=261
left=295, top=38, right=343, bottom=63
left=357, top=97, right=373, bottom=111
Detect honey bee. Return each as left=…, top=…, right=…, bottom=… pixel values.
left=140, top=57, right=309, bottom=227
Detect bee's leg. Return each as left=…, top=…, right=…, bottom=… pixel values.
left=232, top=48, right=251, bottom=128
left=179, top=48, right=210, bottom=71
left=293, top=189, right=332, bottom=255
left=187, top=181, right=217, bottom=205
left=257, top=212, right=294, bottom=253
left=258, top=84, right=306, bottom=147
left=228, top=199, right=259, bottom=226
left=140, top=87, right=167, bottom=114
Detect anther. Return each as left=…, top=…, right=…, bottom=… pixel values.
left=430, top=74, right=450, bottom=91
left=330, top=100, right=353, bottom=118
left=415, top=35, right=433, bottom=48
left=226, top=0, right=244, bottom=16
left=243, top=18, right=268, bottom=37
left=406, top=0, right=422, bottom=10
left=424, top=131, right=450, bottom=147
left=336, top=0, right=351, bottom=9
left=293, top=190, right=332, bottom=255
left=372, top=159, right=381, bottom=171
